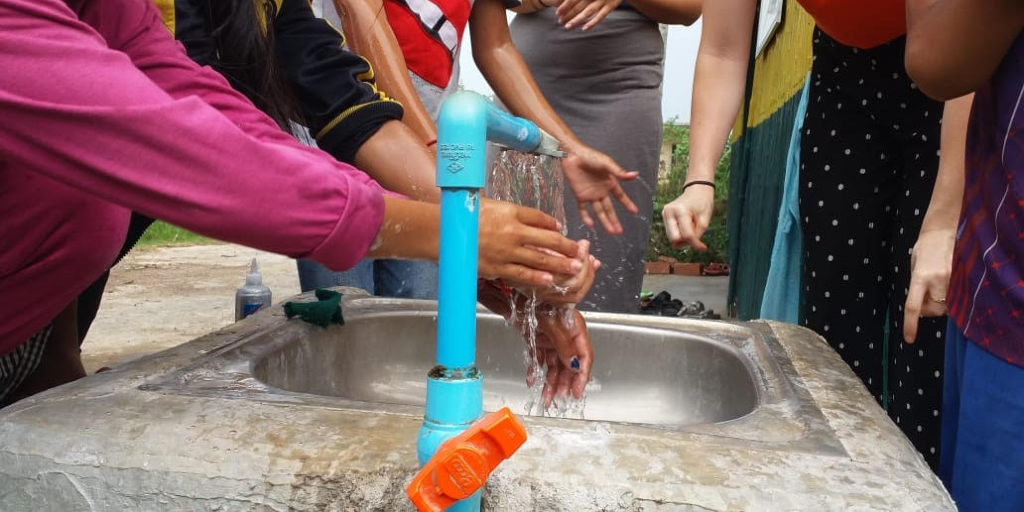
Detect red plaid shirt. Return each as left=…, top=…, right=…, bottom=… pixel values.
left=948, top=34, right=1024, bottom=368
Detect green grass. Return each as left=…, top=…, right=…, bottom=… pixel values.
left=135, top=221, right=214, bottom=248
left=647, top=122, right=731, bottom=265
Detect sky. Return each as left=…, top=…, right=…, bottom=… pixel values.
left=457, top=17, right=702, bottom=124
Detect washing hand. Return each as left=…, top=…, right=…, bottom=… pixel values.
left=479, top=199, right=582, bottom=287
left=556, top=0, right=623, bottom=30
left=662, top=184, right=715, bottom=251
left=560, top=142, right=639, bottom=235
left=531, top=310, right=592, bottom=407
left=477, top=279, right=594, bottom=409
left=515, top=241, right=598, bottom=405
left=536, top=239, right=601, bottom=305
left=903, top=227, right=955, bottom=343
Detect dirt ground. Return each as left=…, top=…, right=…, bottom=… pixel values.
left=82, top=244, right=299, bottom=372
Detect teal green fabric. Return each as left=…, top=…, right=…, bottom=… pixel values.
left=726, top=92, right=804, bottom=320
left=283, top=289, right=344, bottom=327
left=759, top=75, right=810, bottom=323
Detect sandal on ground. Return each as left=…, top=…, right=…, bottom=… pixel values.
left=703, top=263, right=730, bottom=276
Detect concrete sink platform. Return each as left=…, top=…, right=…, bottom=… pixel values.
left=0, top=289, right=952, bottom=510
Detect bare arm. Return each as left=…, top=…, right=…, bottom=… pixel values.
left=919, top=95, right=972, bottom=247
left=905, top=0, right=1024, bottom=100
left=662, top=0, right=754, bottom=249
left=353, top=121, right=441, bottom=202
left=903, top=94, right=972, bottom=342
left=687, top=0, right=754, bottom=184
left=471, top=0, right=640, bottom=234
left=333, top=0, right=438, bottom=144
left=370, top=197, right=440, bottom=261
left=371, top=197, right=584, bottom=288
left=471, top=0, right=582, bottom=152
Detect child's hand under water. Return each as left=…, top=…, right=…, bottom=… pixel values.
left=477, top=279, right=594, bottom=409
left=530, top=310, right=593, bottom=407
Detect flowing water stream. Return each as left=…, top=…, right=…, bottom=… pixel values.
left=488, top=149, right=592, bottom=419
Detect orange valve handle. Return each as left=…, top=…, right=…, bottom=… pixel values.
left=407, top=407, right=528, bottom=512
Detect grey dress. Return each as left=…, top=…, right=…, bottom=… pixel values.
left=509, top=8, right=665, bottom=313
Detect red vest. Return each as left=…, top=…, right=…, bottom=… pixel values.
left=385, top=0, right=471, bottom=88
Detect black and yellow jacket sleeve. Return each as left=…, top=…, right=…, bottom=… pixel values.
left=274, top=0, right=403, bottom=163
left=154, top=0, right=404, bottom=163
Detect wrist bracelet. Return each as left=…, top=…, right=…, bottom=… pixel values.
left=682, top=180, right=715, bottom=193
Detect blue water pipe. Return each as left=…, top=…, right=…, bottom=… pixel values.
left=417, top=92, right=563, bottom=511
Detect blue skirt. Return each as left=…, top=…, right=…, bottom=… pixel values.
left=941, top=319, right=1024, bottom=511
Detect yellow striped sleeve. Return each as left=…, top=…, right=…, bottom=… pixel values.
left=315, top=99, right=401, bottom=140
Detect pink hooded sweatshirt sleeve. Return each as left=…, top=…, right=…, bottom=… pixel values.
left=0, top=0, right=388, bottom=354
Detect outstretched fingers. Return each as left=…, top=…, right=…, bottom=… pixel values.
left=591, top=197, right=622, bottom=235
left=611, top=181, right=639, bottom=215
left=577, top=202, right=595, bottom=229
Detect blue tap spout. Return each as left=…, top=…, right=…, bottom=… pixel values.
left=483, top=95, right=566, bottom=158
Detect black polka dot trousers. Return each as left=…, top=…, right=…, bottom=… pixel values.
left=800, top=29, right=946, bottom=470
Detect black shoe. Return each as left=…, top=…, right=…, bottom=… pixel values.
left=641, top=291, right=674, bottom=316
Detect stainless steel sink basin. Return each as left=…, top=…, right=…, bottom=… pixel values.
left=251, top=312, right=759, bottom=426
left=139, top=289, right=842, bottom=452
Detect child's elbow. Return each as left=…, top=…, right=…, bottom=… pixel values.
left=681, top=1, right=703, bottom=26
left=905, top=45, right=961, bottom=101
left=655, top=1, right=701, bottom=26
left=679, top=11, right=701, bottom=27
